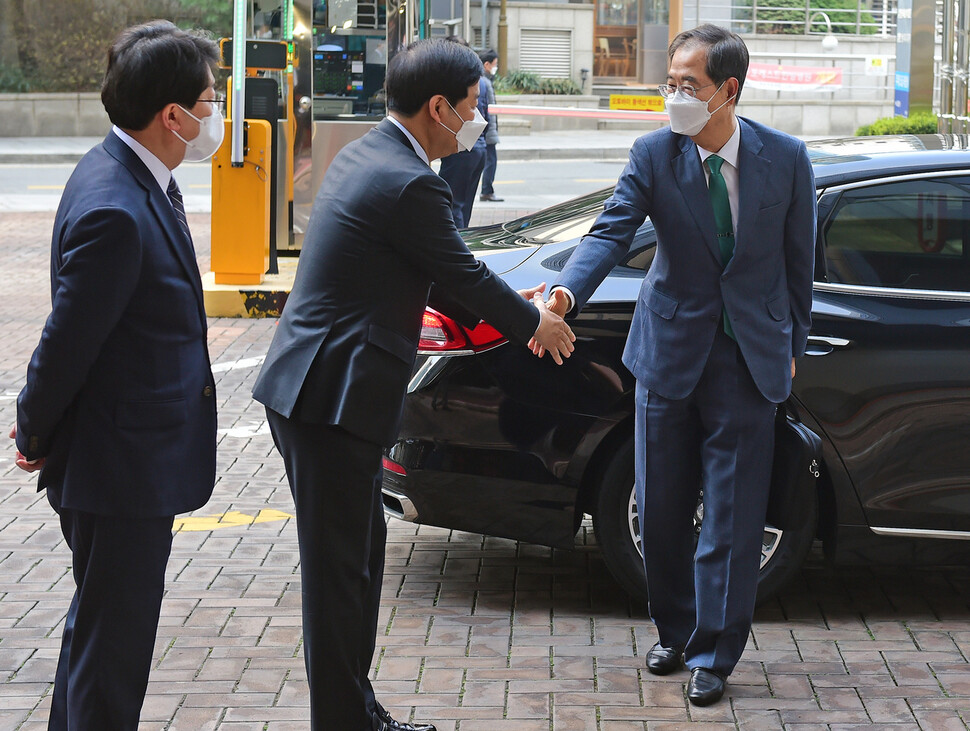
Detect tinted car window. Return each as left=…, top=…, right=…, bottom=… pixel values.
left=823, top=176, right=970, bottom=291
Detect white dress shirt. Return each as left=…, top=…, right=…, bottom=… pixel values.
left=387, top=115, right=431, bottom=166
left=112, top=125, right=174, bottom=196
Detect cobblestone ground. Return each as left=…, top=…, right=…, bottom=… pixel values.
left=2, top=210, right=970, bottom=730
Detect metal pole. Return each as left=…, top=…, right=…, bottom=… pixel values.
left=481, top=0, right=488, bottom=49
left=957, top=0, right=970, bottom=133
left=940, top=0, right=955, bottom=131
left=231, top=0, right=247, bottom=167
left=498, top=0, right=507, bottom=72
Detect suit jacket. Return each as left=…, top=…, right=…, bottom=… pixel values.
left=252, top=118, right=539, bottom=447
left=16, top=131, right=217, bottom=517
left=556, top=117, right=816, bottom=404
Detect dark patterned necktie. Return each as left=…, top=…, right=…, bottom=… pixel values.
left=705, top=154, right=735, bottom=340
left=167, top=177, right=192, bottom=244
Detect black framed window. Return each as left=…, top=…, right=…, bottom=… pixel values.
left=823, top=176, right=970, bottom=292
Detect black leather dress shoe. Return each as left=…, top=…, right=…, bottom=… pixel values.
left=374, top=703, right=437, bottom=731
left=479, top=193, right=504, bottom=202
left=687, top=667, right=726, bottom=706
left=645, top=642, right=684, bottom=675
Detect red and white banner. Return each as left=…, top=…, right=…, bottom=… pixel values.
left=746, top=62, right=843, bottom=92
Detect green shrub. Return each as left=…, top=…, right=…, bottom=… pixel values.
left=0, top=0, right=233, bottom=94
left=494, top=70, right=581, bottom=95
left=0, top=65, right=32, bottom=93
left=538, top=77, right=582, bottom=95
left=855, top=112, right=938, bottom=136
left=494, top=69, right=543, bottom=94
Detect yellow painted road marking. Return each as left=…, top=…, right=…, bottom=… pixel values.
left=174, top=508, right=293, bottom=532
left=27, top=185, right=65, bottom=190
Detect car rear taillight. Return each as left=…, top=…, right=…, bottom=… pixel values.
left=417, top=308, right=508, bottom=355
left=382, top=456, right=407, bottom=476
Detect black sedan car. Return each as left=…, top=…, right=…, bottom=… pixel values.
left=382, top=135, right=970, bottom=603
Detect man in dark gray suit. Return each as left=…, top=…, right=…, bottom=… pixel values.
left=252, top=39, right=574, bottom=731
left=546, top=25, right=816, bottom=706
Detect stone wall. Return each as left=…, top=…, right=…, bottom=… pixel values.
left=0, top=93, right=111, bottom=137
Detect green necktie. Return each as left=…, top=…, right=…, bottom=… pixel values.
left=705, top=154, right=736, bottom=340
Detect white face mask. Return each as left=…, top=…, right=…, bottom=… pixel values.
left=664, top=81, right=734, bottom=137
left=173, top=105, right=225, bottom=162
left=438, top=100, right=487, bottom=153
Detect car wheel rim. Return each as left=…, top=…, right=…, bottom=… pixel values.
left=627, top=485, right=784, bottom=572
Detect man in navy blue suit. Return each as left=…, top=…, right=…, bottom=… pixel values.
left=547, top=25, right=816, bottom=705
left=253, top=39, right=574, bottom=731
left=9, top=21, right=221, bottom=729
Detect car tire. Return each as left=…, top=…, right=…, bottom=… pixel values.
left=592, top=435, right=818, bottom=605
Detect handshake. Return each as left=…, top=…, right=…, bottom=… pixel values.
left=519, top=283, right=575, bottom=365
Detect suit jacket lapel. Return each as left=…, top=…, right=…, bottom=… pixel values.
left=102, top=133, right=207, bottom=321
left=671, top=135, right=721, bottom=264
left=734, top=118, right=769, bottom=257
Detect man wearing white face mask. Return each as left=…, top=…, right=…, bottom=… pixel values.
left=9, top=20, right=220, bottom=730
left=543, top=24, right=816, bottom=707
left=253, top=37, right=574, bottom=731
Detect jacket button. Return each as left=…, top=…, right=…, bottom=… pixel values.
left=202, top=385, right=214, bottom=397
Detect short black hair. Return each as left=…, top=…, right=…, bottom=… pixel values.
left=668, top=24, right=749, bottom=102
left=101, top=20, right=220, bottom=130
left=479, top=49, right=498, bottom=65
left=385, top=38, right=483, bottom=116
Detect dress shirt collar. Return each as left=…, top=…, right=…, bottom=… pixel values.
left=111, top=125, right=173, bottom=195
left=695, top=119, right=741, bottom=171
left=387, top=115, right=431, bottom=166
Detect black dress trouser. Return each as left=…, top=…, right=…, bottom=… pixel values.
left=47, top=491, right=174, bottom=731
left=265, top=407, right=386, bottom=731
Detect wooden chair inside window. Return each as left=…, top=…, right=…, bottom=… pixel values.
left=595, top=37, right=624, bottom=76
left=622, top=37, right=638, bottom=77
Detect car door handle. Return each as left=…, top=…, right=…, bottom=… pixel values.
left=805, top=335, right=852, bottom=356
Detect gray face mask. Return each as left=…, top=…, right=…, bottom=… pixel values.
left=664, top=81, right=734, bottom=137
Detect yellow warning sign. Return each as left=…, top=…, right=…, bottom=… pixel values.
left=174, top=509, right=293, bottom=532
left=610, top=94, right=665, bottom=112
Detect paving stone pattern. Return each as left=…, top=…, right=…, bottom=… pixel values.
left=2, top=210, right=970, bottom=730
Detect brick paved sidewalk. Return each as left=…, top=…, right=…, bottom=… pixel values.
left=2, top=211, right=970, bottom=730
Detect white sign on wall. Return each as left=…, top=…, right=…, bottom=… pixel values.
left=865, top=56, right=891, bottom=76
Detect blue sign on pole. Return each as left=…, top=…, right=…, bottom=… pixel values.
left=894, top=72, right=910, bottom=117
left=894, top=0, right=912, bottom=117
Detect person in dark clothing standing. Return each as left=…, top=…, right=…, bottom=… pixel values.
left=478, top=48, right=503, bottom=202
left=436, top=36, right=488, bottom=226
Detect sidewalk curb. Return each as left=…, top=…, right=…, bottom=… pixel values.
left=499, top=147, right=631, bottom=161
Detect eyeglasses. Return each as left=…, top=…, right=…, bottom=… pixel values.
left=657, top=83, right=715, bottom=99
left=195, top=93, right=227, bottom=107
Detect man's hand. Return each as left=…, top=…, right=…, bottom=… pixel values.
left=8, top=426, right=44, bottom=473
left=517, top=282, right=547, bottom=301
left=546, top=288, right=570, bottom=318
left=791, top=358, right=796, bottom=380
left=529, top=293, right=575, bottom=365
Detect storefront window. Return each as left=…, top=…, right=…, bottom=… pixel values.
left=597, top=0, right=638, bottom=26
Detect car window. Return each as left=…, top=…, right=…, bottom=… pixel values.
left=822, top=176, right=970, bottom=292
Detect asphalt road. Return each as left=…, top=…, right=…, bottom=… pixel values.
left=0, top=158, right=628, bottom=214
